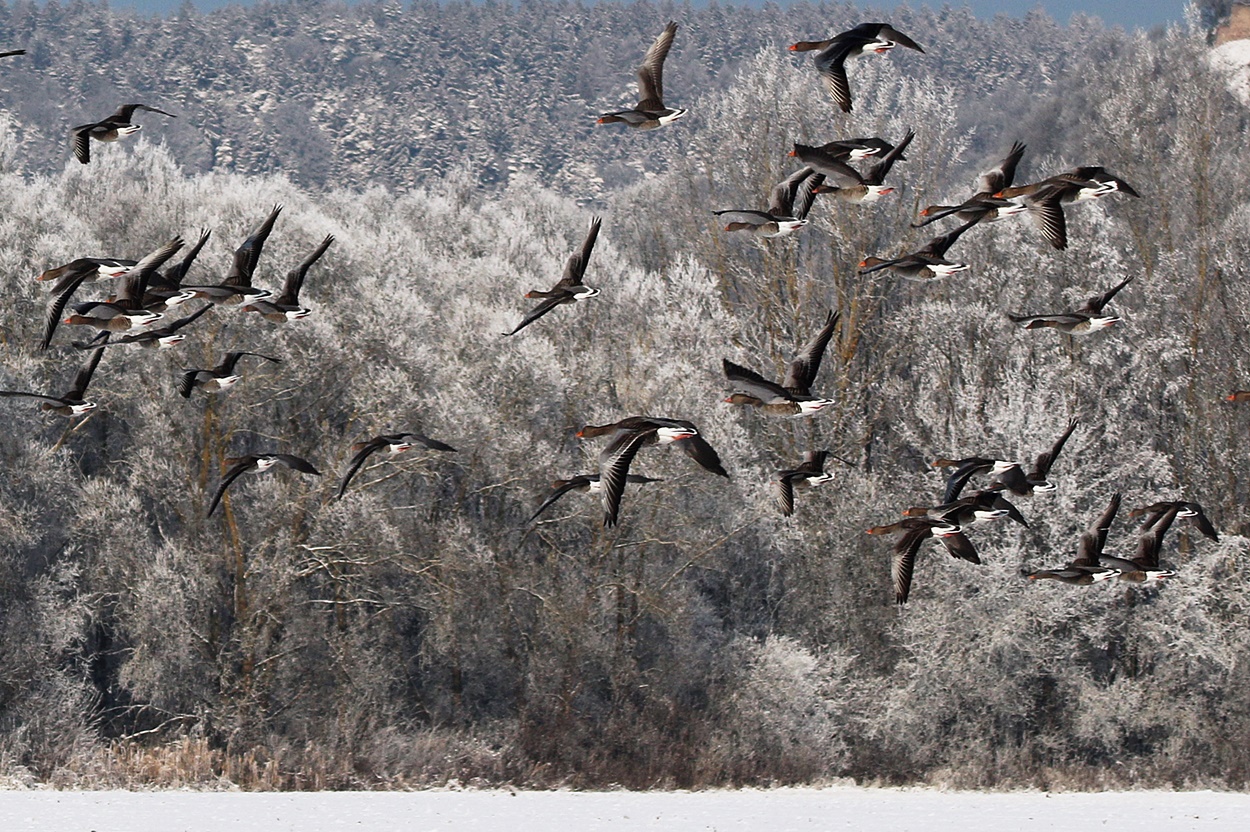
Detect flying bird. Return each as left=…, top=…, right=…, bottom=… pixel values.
left=577, top=416, right=728, bottom=527
left=0, top=335, right=109, bottom=416
left=597, top=22, right=686, bottom=129
left=1008, top=275, right=1135, bottom=335
left=243, top=234, right=335, bottom=322
left=181, top=204, right=283, bottom=305
left=713, top=167, right=823, bottom=237
left=723, top=310, right=839, bottom=415
left=1096, top=503, right=1182, bottom=582
left=858, top=219, right=978, bottom=280
left=70, top=103, right=175, bottom=164
left=72, top=304, right=211, bottom=350
left=506, top=216, right=601, bottom=336
left=776, top=451, right=835, bottom=517
left=207, top=453, right=322, bottom=517
left=336, top=432, right=457, bottom=499
left=990, top=418, right=1080, bottom=497
left=793, top=129, right=914, bottom=205
left=866, top=517, right=977, bottom=605
left=914, top=142, right=1029, bottom=227
left=789, top=23, right=924, bottom=113
left=1025, top=493, right=1122, bottom=584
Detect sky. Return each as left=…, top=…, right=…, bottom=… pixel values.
left=100, top=0, right=1187, bottom=33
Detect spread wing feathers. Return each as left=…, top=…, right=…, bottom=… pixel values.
left=1008, top=313, right=1086, bottom=330
left=561, top=217, right=601, bottom=286
left=336, top=441, right=384, bottom=499
left=875, top=24, right=925, bottom=51
left=782, top=310, right=839, bottom=394
left=635, top=21, right=677, bottom=109
left=673, top=433, right=729, bottom=478
left=863, top=129, right=914, bottom=184
left=723, top=359, right=793, bottom=403
left=818, top=47, right=856, bottom=113
left=219, top=351, right=281, bottom=374
left=768, top=167, right=823, bottom=219
left=109, top=103, right=176, bottom=122
left=163, top=229, right=212, bottom=287
left=207, top=459, right=255, bottom=517
left=977, top=141, right=1026, bottom=194
left=1026, top=195, right=1068, bottom=250
left=279, top=234, right=334, bottom=305
left=1074, top=493, right=1120, bottom=567
left=1134, top=504, right=1181, bottom=568
left=1032, top=418, right=1079, bottom=480
left=793, top=144, right=865, bottom=185
left=67, top=335, right=109, bottom=398
left=225, top=204, right=283, bottom=287
left=776, top=476, right=797, bottom=517
left=505, top=295, right=566, bottom=336
left=272, top=453, right=321, bottom=475
left=942, top=459, right=994, bottom=504
left=598, top=429, right=653, bottom=527
left=176, top=371, right=200, bottom=399
left=114, top=237, right=185, bottom=304
left=70, top=126, right=92, bottom=164
left=0, top=390, right=72, bottom=404
left=920, top=219, right=979, bottom=258
left=890, top=531, right=920, bottom=604
left=41, top=271, right=90, bottom=350
left=1079, top=275, right=1134, bottom=315
left=405, top=432, right=457, bottom=452
left=1184, top=503, right=1220, bottom=542
left=529, top=477, right=592, bottom=523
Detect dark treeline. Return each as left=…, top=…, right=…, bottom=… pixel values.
left=2, top=1, right=1250, bottom=791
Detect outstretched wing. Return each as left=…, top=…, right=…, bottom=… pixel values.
left=1079, top=275, right=1134, bottom=315
left=528, top=477, right=590, bottom=523
left=505, top=294, right=567, bottom=336
left=636, top=21, right=677, bottom=109
left=1032, top=418, right=1079, bottom=480
left=1074, top=492, right=1120, bottom=568
left=278, top=234, right=335, bottom=306
left=863, top=129, right=914, bottom=185
left=921, top=218, right=979, bottom=258
left=977, top=141, right=1026, bottom=194
left=66, top=335, right=109, bottom=399
left=274, top=453, right=322, bottom=476
left=723, top=358, right=793, bottom=404
left=598, top=429, right=652, bottom=528
left=225, top=204, right=283, bottom=287
left=782, top=310, right=838, bottom=394
left=336, top=441, right=383, bottom=499
left=560, top=217, right=601, bottom=287
left=207, top=459, right=253, bottom=517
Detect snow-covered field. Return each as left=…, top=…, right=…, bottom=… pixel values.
left=1, top=787, right=1248, bottom=831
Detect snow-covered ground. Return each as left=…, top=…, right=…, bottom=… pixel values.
left=1, top=787, right=1248, bottom=831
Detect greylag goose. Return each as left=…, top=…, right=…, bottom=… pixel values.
left=506, top=216, right=601, bottom=335
left=723, top=310, right=839, bottom=416
left=597, top=22, right=685, bottom=129
left=71, top=103, right=175, bottom=164
left=789, top=23, right=923, bottom=113
left=336, top=432, right=457, bottom=499
left=1026, top=493, right=1122, bottom=584
left=1008, top=275, right=1134, bottom=335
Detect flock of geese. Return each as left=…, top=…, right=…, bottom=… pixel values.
left=0, top=23, right=1227, bottom=604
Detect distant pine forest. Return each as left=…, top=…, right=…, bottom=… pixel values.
left=2, top=0, right=1250, bottom=791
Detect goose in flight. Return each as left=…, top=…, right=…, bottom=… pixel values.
left=506, top=216, right=601, bottom=336
left=336, top=432, right=457, bottom=499
left=597, top=22, right=686, bottom=129
left=789, top=23, right=924, bottom=113
left=207, top=453, right=322, bottom=517
left=723, top=310, right=839, bottom=416
left=71, top=103, right=175, bottom=164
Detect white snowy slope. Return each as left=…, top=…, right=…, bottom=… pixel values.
left=1209, top=39, right=1250, bottom=104
left=1, top=787, right=1249, bottom=831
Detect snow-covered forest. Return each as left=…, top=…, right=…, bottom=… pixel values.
left=2, top=0, right=1250, bottom=791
